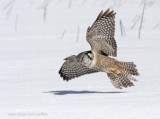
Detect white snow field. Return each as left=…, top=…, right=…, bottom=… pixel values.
left=0, top=0, right=160, bottom=119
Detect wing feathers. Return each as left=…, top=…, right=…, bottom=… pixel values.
left=59, top=55, right=98, bottom=81
left=102, top=9, right=110, bottom=16
left=96, top=10, right=103, bottom=21
left=86, top=9, right=117, bottom=57
left=106, top=10, right=114, bottom=17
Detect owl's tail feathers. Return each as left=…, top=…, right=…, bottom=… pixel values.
left=118, top=61, right=140, bottom=76
left=107, top=62, right=140, bottom=89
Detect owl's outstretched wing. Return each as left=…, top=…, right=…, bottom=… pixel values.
left=59, top=55, right=98, bottom=81
left=86, top=9, right=117, bottom=57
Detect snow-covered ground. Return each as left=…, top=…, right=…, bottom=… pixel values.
left=0, top=0, right=160, bottom=119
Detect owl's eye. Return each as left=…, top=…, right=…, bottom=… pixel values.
left=80, top=56, right=85, bottom=63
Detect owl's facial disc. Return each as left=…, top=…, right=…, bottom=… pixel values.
left=87, top=52, right=93, bottom=60
left=80, top=53, right=93, bottom=67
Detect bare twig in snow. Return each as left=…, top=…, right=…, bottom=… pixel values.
left=138, top=0, right=147, bottom=39
left=3, top=0, right=14, bottom=10
left=76, top=25, right=80, bottom=43
left=3, top=0, right=15, bottom=20
left=15, top=13, right=19, bottom=32
left=39, top=0, right=51, bottom=22
left=131, top=15, right=140, bottom=29
left=61, top=29, right=67, bottom=39
left=119, top=20, right=126, bottom=37
left=153, top=23, right=160, bottom=30
left=43, top=7, right=47, bottom=22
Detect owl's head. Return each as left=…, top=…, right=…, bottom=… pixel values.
left=77, top=51, right=93, bottom=67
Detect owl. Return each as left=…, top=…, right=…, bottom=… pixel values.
left=59, top=9, right=139, bottom=89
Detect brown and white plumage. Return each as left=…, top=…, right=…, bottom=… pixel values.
left=59, top=51, right=98, bottom=81
left=59, top=9, right=140, bottom=89
left=86, top=9, right=117, bottom=57
left=89, top=53, right=139, bottom=89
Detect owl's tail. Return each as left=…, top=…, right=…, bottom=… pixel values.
left=107, top=62, right=140, bottom=89
left=118, top=61, right=140, bottom=76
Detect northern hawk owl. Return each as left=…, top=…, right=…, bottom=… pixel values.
left=59, top=9, right=139, bottom=89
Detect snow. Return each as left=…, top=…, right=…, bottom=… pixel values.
left=0, top=0, right=160, bottom=119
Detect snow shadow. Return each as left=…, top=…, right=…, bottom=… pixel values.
left=44, top=90, right=125, bottom=95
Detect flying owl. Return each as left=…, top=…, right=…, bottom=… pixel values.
left=59, top=9, right=139, bottom=89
